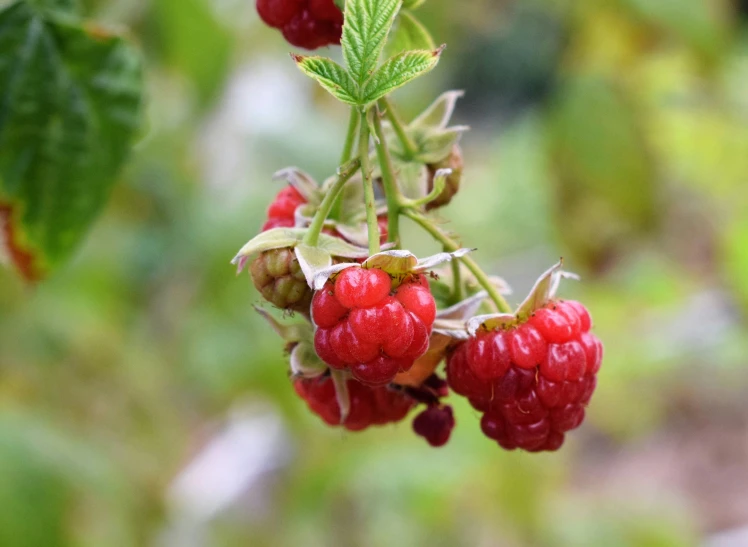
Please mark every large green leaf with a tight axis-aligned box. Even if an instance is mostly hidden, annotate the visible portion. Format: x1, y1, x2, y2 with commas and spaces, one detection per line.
341, 0, 402, 86
0, 1, 143, 280
385, 10, 435, 58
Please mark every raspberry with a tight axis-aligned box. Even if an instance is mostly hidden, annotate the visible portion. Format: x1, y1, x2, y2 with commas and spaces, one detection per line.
251, 247, 312, 312
313, 269, 436, 386
262, 186, 306, 231
294, 375, 416, 431
256, 0, 342, 50
425, 144, 463, 211
446, 300, 603, 452
412, 405, 455, 447
261, 185, 389, 244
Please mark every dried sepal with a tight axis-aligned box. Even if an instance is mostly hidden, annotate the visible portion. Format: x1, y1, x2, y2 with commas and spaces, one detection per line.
253, 305, 313, 343
290, 343, 328, 379
330, 369, 351, 424
272, 167, 320, 204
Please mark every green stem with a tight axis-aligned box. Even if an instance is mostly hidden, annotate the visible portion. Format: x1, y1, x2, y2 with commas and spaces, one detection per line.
380, 97, 417, 159
450, 257, 463, 304
359, 110, 380, 256
303, 158, 361, 247
403, 209, 512, 313
372, 108, 402, 245
330, 108, 360, 221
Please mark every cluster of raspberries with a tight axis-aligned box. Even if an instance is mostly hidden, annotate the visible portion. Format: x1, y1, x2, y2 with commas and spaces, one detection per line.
256, 0, 343, 50
447, 300, 603, 451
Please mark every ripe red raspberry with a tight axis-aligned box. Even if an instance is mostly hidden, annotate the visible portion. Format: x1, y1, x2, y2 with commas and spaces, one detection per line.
256, 0, 342, 50
262, 186, 306, 231
412, 405, 455, 447
425, 144, 463, 211
446, 300, 603, 452
250, 247, 312, 312
313, 268, 436, 386
294, 375, 415, 430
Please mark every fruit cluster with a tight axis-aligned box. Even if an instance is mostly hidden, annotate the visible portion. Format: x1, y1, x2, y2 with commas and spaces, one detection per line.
313, 268, 436, 386
256, 0, 343, 50
447, 300, 602, 451
238, 2, 605, 452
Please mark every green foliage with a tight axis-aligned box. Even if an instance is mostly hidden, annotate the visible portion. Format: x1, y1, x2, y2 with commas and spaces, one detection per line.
294, 0, 440, 107
386, 10, 435, 57
0, 0, 143, 280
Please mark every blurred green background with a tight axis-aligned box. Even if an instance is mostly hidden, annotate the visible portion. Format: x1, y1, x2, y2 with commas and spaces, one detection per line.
2, 0, 748, 545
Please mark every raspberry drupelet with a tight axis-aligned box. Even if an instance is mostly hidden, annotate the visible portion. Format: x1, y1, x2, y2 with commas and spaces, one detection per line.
313, 268, 436, 387
294, 375, 416, 430
447, 300, 603, 452
256, 0, 343, 50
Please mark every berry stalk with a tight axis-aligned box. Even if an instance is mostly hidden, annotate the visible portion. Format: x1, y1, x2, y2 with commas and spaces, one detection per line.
359, 110, 381, 256
380, 97, 417, 160
403, 209, 513, 314
302, 158, 361, 247
372, 107, 403, 245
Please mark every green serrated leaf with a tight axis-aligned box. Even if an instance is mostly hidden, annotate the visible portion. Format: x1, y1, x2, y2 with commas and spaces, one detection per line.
360, 48, 442, 105
402, 0, 425, 8
0, 2, 143, 280
292, 54, 358, 105
386, 10, 434, 57
342, 0, 402, 87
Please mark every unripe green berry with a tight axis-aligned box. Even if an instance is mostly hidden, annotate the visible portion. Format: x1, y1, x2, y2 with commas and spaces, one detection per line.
425, 144, 463, 211
250, 248, 312, 312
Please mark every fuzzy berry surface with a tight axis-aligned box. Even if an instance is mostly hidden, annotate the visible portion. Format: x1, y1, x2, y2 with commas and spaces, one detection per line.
256, 0, 343, 50
251, 247, 312, 312
446, 300, 603, 452
294, 375, 416, 431
313, 269, 436, 387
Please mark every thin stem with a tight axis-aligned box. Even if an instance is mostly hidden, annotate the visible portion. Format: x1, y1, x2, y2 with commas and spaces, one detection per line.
450, 257, 463, 304
403, 209, 512, 313
303, 158, 361, 247
359, 110, 380, 256
372, 108, 402, 245
330, 108, 360, 220
380, 97, 417, 159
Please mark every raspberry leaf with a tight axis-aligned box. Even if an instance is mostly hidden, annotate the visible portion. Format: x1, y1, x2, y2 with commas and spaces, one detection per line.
330, 370, 351, 424
386, 10, 435, 57
253, 306, 313, 343
295, 244, 333, 288
272, 167, 321, 204
466, 313, 516, 336
0, 1, 143, 280
290, 343, 328, 379
515, 260, 579, 320
291, 55, 359, 106
360, 48, 443, 106
414, 248, 472, 272
341, 0, 402, 87
410, 90, 465, 130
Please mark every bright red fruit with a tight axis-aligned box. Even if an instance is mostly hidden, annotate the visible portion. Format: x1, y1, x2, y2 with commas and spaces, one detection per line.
256, 0, 342, 50
446, 300, 603, 452
313, 269, 436, 386
262, 186, 306, 231
294, 375, 415, 430
412, 405, 455, 447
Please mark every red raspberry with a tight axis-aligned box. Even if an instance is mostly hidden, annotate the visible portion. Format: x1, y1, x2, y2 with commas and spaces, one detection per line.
412, 405, 455, 447
256, 0, 342, 50
294, 375, 416, 430
250, 247, 312, 312
446, 300, 603, 452
262, 186, 306, 231
313, 269, 436, 386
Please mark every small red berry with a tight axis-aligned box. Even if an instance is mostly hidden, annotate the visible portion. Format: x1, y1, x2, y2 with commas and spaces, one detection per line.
256, 0, 304, 28
413, 405, 455, 447
395, 283, 437, 326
